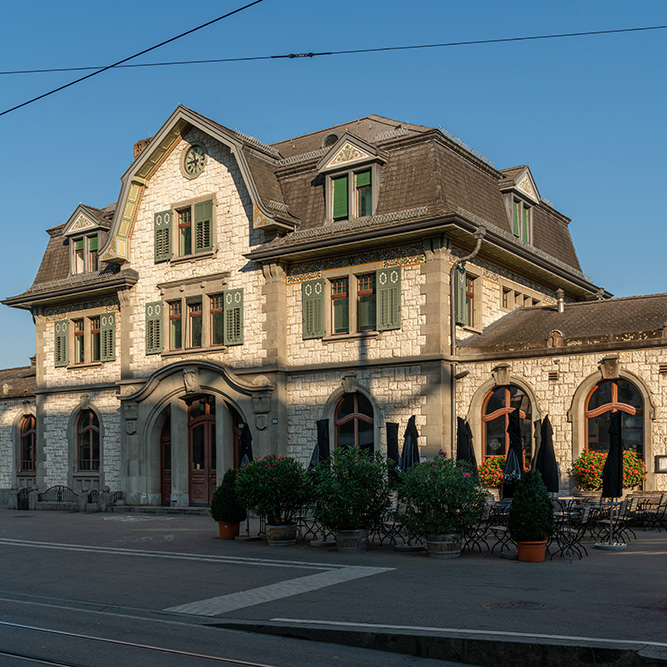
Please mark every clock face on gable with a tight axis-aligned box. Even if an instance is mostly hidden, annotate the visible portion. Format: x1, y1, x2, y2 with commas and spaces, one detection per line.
184, 144, 206, 177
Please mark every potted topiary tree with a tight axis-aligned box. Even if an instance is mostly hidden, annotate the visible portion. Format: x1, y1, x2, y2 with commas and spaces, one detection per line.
210, 468, 247, 539
236, 455, 312, 546
507, 470, 555, 562
398, 456, 486, 558
311, 445, 391, 553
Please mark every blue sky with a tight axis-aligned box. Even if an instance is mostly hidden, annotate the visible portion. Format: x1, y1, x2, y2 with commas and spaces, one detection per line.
1, 0, 665, 369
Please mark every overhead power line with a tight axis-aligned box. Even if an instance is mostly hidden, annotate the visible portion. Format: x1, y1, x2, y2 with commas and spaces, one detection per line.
1, 24, 666, 77
0, 0, 266, 117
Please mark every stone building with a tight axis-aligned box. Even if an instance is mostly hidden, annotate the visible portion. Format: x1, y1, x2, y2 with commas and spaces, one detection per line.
2, 105, 665, 506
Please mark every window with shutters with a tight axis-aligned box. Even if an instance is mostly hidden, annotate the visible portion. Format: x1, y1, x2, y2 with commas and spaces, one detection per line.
512, 198, 532, 243
302, 267, 400, 340
454, 267, 479, 329
154, 199, 214, 263
71, 234, 99, 274
146, 290, 243, 356
55, 313, 115, 367
329, 168, 375, 222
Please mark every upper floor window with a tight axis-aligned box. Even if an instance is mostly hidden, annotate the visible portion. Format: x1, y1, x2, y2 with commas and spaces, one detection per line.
154, 199, 214, 263
146, 289, 243, 356
53, 313, 115, 368
71, 235, 98, 274
512, 198, 532, 243
331, 168, 374, 221
302, 268, 400, 340
454, 267, 479, 328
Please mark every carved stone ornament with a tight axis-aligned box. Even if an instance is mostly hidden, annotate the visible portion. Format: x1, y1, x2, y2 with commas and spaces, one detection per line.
183, 367, 200, 395
255, 414, 268, 431
125, 420, 136, 435
342, 373, 358, 393
492, 363, 511, 387
600, 355, 620, 380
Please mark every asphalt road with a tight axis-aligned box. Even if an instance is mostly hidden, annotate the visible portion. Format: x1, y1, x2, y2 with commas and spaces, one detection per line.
0, 508, 665, 666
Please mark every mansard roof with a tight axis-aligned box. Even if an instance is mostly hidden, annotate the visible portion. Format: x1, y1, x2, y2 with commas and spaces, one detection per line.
460, 293, 667, 355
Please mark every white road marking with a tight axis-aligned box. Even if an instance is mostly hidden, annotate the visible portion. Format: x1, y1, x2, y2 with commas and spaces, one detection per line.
271, 618, 667, 649
166, 566, 393, 616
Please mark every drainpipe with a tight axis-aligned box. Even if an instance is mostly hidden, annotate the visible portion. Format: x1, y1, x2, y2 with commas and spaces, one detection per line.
450, 226, 486, 453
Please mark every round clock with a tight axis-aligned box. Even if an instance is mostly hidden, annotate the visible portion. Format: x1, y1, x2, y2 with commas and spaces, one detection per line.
184, 144, 206, 177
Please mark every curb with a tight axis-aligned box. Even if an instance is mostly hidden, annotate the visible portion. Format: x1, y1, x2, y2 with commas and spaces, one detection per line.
211, 620, 667, 667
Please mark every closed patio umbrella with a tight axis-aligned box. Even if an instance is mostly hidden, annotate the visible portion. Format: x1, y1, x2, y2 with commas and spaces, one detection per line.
386, 422, 400, 479
310, 419, 330, 467
533, 415, 559, 493
238, 423, 253, 468
456, 417, 478, 480
596, 411, 626, 550
502, 409, 523, 499
397, 416, 420, 473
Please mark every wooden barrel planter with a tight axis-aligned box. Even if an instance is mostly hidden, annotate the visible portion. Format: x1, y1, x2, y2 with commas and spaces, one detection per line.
335, 529, 368, 553
425, 534, 462, 559
266, 524, 297, 546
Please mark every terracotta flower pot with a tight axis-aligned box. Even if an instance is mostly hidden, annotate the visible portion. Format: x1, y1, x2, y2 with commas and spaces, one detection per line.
516, 540, 547, 562
218, 521, 240, 539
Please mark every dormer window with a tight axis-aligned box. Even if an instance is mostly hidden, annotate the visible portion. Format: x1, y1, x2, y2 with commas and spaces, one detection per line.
317, 133, 384, 224
512, 198, 531, 244
72, 234, 98, 274
332, 169, 373, 221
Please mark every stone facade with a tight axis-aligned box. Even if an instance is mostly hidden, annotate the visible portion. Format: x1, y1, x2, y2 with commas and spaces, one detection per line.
2, 105, 664, 507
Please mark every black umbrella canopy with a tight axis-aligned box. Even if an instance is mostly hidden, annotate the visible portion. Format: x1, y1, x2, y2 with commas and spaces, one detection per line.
502, 409, 523, 499
310, 419, 330, 467
238, 423, 253, 468
534, 415, 559, 493
398, 415, 420, 473
602, 411, 624, 499
456, 417, 478, 479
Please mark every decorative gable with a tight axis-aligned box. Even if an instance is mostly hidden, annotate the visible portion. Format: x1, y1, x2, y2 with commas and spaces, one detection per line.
62, 207, 101, 237
317, 133, 384, 174
513, 167, 539, 204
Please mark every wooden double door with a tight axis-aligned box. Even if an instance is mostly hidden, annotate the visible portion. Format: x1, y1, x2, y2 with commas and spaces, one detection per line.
160, 397, 242, 506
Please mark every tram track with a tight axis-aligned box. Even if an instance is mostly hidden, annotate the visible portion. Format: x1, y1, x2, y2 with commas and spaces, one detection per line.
0, 620, 284, 667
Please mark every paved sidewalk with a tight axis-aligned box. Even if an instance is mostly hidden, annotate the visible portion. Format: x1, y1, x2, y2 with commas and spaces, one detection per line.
1, 508, 666, 666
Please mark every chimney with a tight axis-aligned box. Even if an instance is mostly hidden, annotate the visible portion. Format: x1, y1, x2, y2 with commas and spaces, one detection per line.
134, 137, 153, 159
556, 289, 565, 313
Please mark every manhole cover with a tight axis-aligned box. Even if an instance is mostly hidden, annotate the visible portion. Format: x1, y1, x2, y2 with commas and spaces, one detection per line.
482, 601, 545, 610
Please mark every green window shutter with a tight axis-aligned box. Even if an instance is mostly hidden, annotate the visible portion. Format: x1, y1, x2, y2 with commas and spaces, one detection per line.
145, 302, 163, 355
376, 268, 401, 331
100, 312, 115, 362
302, 280, 325, 339
88, 235, 98, 251
332, 175, 349, 220
455, 266, 467, 325
513, 200, 520, 237
223, 289, 244, 345
54, 320, 69, 367
194, 200, 213, 253
154, 211, 172, 263
74, 238, 84, 251
522, 204, 529, 242
356, 170, 371, 188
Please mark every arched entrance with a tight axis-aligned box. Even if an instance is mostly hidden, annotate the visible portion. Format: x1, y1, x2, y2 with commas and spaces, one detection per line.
188, 395, 216, 505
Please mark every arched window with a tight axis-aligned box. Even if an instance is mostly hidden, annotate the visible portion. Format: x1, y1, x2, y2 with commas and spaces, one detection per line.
585, 380, 643, 455
77, 410, 100, 472
482, 386, 533, 465
20, 415, 36, 473
334, 393, 374, 452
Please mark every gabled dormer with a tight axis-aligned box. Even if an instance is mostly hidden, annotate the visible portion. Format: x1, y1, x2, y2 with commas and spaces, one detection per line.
499, 166, 540, 245
62, 205, 106, 275
316, 133, 386, 223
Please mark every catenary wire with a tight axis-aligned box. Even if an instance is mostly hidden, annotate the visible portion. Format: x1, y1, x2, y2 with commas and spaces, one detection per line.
1, 24, 665, 76
0, 0, 266, 118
